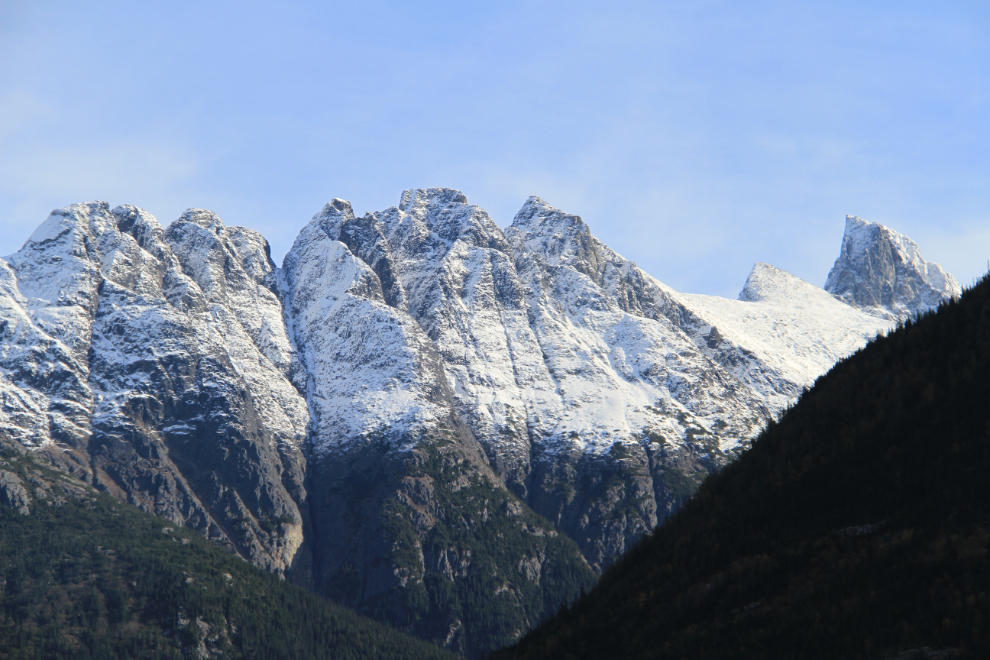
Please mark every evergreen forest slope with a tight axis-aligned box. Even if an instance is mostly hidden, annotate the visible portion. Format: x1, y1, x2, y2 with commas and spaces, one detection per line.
0, 446, 457, 660
493, 275, 990, 659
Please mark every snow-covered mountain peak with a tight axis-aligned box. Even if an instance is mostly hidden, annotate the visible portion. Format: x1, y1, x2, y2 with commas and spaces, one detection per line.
509, 196, 587, 241
111, 204, 166, 246
840, 216, 930, 276
398, 187, 468, 212
19, 201, 107, 250
176, 208, 225, 233
511, 195, 585, 230
382, 188, 507, 255
4, 202, 116, 365
14, 201, 113, 262
313, 198, 357, 239
824, 215, 961, 322
507, 196, 613, 284
738, 262, 826, 304
324, 197, 356, 217
841, 215, 877, 255
0, 200, 312, 572
165, 210, 236, 302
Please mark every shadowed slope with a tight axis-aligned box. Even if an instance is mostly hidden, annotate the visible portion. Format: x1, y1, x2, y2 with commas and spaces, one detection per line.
494, 274, 990, 659
0, 444, 457, 660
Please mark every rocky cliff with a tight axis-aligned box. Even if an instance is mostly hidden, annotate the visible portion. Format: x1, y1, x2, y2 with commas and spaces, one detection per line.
825, 215, 961, 322
0, 202, 310, 577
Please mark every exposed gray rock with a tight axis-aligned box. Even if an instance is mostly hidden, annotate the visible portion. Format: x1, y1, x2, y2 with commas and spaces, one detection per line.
0, 469, 31, 514
825, 215, 961, 322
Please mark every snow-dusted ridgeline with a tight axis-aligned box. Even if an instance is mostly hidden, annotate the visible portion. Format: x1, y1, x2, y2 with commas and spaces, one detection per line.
279, 190, 903, 570
0, 191, 957, 653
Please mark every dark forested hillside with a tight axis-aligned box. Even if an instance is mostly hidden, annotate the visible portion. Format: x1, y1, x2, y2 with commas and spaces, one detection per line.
493, 275, 990, 660
0, 447, 456, 660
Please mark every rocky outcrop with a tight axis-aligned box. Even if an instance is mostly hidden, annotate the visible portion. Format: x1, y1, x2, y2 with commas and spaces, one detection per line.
0, 469, 31, 514
0, 441, 94, 514
825, 215, 961, 322
306, 436, 594, 657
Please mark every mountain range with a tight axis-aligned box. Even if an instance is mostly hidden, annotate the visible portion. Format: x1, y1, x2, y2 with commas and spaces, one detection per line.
0, 189, 959, 655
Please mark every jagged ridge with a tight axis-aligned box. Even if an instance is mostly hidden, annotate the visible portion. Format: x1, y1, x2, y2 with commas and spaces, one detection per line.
0, 191, 957, 656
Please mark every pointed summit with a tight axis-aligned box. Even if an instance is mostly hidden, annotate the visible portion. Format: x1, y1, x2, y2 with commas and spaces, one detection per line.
510, 195, 588, 234
507, 196, 607, 280
176, 208, 226, 232
314, 198, 357, 240
397, 187, 468, 212
824, 215, 960, 322
738, 262, 817, 303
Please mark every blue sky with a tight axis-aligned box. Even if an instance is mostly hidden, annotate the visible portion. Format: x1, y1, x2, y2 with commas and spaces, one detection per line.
1, 1, 987, 297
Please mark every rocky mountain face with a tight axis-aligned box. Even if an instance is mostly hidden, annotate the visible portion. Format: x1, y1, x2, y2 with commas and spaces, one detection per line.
825, 215, 961, 322
0, 202, 310, 577
279, 193, 595, 655
0, 192, 957, 656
